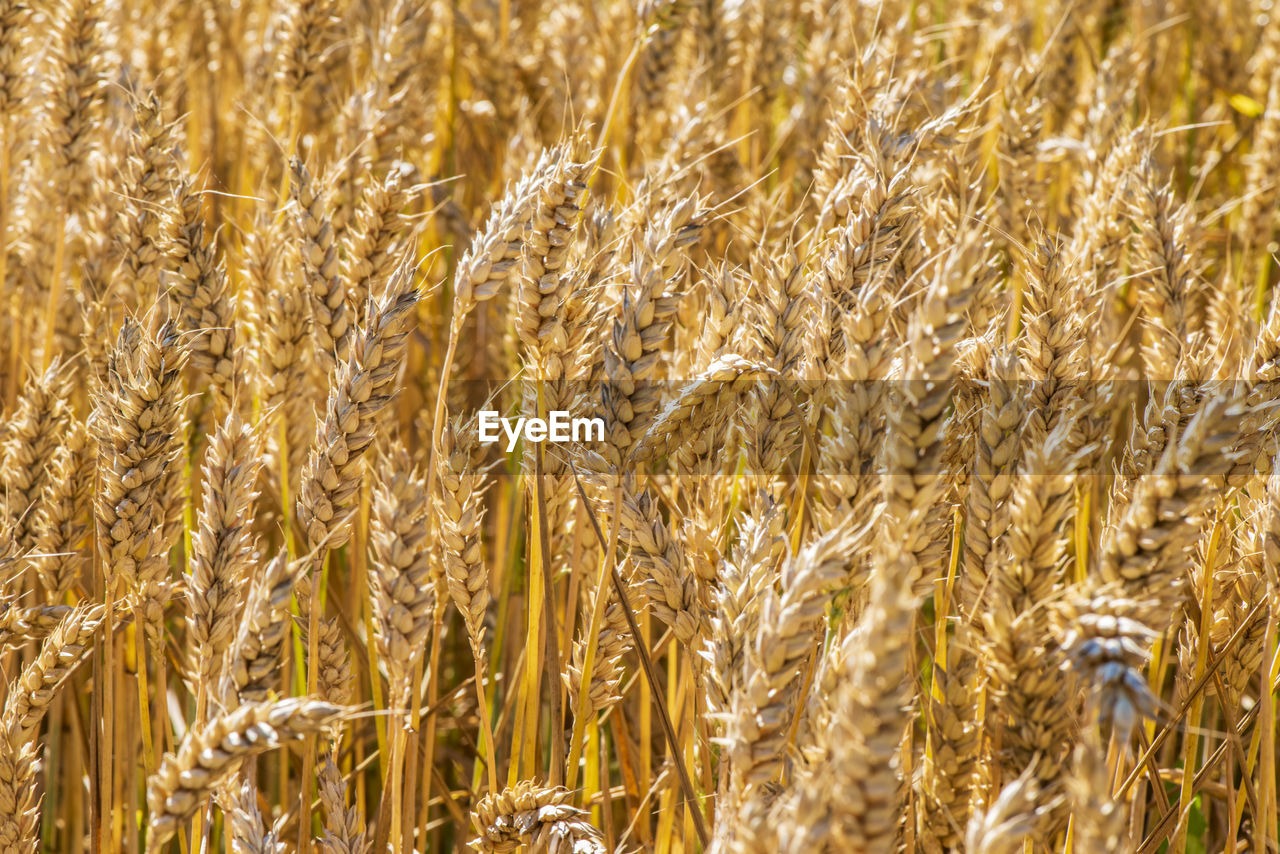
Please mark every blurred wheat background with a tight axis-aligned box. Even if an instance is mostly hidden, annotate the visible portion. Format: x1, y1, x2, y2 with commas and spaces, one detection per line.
1, 0, 1279, 852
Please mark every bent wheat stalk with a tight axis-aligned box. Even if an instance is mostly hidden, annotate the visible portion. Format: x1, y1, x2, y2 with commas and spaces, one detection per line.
145, 699, 351, 853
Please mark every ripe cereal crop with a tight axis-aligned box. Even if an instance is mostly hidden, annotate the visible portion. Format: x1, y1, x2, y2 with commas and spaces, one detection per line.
1, 1, 1280, 852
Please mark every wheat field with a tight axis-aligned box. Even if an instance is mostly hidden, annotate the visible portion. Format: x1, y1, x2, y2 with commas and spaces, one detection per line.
0, 0, 1278, 852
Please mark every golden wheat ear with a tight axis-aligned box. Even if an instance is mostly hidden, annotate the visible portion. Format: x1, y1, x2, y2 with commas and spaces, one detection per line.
216, 777, 287, 854
470, 782, 606, 854
145, 699, 353, 853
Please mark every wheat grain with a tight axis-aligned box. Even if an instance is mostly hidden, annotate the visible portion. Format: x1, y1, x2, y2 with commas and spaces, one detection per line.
146, 699, 350, 852
470, 781, 606, 854
218, 778, 286, 854
188, 409, 262, 692
3, 5, 1280, 853
296, 268, 417, 556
